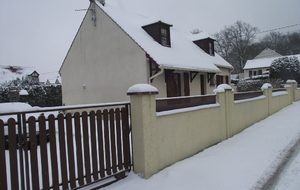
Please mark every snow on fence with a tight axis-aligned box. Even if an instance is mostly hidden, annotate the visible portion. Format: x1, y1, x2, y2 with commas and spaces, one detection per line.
0, 102, 131, 190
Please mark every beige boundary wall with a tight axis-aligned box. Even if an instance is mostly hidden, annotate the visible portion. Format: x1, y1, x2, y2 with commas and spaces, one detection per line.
127, 81, 299, 179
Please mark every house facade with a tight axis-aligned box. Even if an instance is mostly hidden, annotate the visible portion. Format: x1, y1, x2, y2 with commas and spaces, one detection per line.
60, 1, 233, 105
243, 48, 282, 78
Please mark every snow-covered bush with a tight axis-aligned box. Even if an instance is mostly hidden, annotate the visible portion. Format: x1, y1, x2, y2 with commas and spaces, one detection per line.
237, 79, 283, 92
0, 87, 9, 102
27, 85, 62, 107
270, 56, 300, 83
0, 77, 62, 107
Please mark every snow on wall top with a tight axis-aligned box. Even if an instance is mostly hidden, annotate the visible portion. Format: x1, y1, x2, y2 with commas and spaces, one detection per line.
96, 2, 233, 72
127, 84, 158, 94
244, 54, 300, 70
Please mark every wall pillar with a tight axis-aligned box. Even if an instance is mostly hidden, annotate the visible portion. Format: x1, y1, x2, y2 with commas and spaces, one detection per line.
286, 80, 297, 102
214, 84, 234, 139
127, 84, 159, 179
262, 83, 272, 116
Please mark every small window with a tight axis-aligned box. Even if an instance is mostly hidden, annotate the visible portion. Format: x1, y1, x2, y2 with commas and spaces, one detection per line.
253, 70, 257, 76
209, 42, 213, 55
161, 28, 168, 46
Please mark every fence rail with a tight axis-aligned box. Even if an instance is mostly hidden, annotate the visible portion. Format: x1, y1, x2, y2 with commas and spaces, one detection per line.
234, 91, 264, 101
156, 95, 216, 112
272, 88, 286, 92
0, 102, 131, 190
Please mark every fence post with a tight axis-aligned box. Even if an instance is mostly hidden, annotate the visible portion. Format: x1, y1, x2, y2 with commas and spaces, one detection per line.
127, 84, 159, 179
286, 80, 297, 102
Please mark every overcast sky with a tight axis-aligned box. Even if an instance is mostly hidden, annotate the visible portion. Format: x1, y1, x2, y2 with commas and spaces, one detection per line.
0, 0, 299, 74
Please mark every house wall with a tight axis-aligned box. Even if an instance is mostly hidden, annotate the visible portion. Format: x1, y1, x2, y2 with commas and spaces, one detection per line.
128, 81, 297, 179
190, 73, 202, 95
244, 67, 269, 78
60, 5, 148, 105
151, 71, 211, 98
150, 73, 167, 98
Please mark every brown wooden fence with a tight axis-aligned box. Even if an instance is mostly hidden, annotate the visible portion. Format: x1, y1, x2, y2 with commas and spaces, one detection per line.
272, 88, 286, 92
234, 91, 264, 101
156, 95, 216, 112
0, 102, 131, 190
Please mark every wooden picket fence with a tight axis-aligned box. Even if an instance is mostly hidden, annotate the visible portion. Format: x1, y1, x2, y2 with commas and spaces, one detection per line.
0, 102, 131, 190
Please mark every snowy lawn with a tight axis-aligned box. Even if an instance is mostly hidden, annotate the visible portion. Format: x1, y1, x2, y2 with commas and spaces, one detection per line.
100, 101, 300, 190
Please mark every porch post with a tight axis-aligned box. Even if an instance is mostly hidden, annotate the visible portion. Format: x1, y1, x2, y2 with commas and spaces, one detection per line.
127, 84, 159, 179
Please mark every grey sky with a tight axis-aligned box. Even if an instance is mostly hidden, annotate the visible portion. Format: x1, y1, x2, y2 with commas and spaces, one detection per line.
0, 0, 299, 74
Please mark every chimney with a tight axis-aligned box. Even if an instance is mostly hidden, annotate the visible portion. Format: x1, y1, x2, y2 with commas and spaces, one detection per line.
97, 0, 105, 6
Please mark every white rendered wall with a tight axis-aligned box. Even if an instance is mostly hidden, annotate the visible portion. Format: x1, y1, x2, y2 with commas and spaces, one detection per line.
60, 5, 148, 105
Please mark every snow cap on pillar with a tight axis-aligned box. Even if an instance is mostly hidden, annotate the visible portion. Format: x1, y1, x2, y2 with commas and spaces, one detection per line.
213, 84, 233, 93
127, 84, 158, 95
261, 83, 272, 90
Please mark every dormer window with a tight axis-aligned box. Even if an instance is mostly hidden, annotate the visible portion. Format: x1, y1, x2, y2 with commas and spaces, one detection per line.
209, 42, 213, 55
142, 21, 173, 47
193, 38, 215, 56
161, 28, 168, 46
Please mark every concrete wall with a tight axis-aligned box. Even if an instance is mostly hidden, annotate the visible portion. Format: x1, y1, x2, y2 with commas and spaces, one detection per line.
296, 87, 300, 101
128, 81, 298, 179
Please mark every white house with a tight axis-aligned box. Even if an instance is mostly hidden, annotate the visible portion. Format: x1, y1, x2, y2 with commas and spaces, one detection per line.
244, 48, 300, 78
244, 48, 282, 78
59, 0, 233, 105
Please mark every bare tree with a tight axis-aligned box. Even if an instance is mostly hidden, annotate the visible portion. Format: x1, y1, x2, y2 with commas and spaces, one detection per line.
191, 28, 202, 34
214, 21, 259, 73
260, 31, 300, 55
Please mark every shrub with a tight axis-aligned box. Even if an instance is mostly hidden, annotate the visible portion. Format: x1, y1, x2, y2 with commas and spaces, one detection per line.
0, 77, 62, 107
270, 56, 300, 83
236, 79, 283, 92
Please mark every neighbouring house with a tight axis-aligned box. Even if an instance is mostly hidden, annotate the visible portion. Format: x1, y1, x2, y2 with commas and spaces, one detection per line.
19, 89, 29, 102
45, 78, 61, 85
243, 48, 282, 78
244, 51, 300, 79
0, 65, 39, 84
59, 0, 233, 105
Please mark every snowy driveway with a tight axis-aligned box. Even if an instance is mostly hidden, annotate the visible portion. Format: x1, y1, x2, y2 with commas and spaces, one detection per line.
97, 101, 300, 190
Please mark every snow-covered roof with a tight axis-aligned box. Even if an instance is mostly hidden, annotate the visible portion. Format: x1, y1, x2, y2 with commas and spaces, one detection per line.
19, 90, 29, 95
46, 78, 61, 85
95, 2, 233, 72
0, 65, 36, 84
253, 48, 282, 60
39, 71, 61, 85
244, 54, 300, 70
186, 31, 215, 42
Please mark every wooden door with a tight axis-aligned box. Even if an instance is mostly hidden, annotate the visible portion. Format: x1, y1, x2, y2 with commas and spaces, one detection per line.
184, 73, 190, 96
200, 74, 205, 95
167, 73, 181, 97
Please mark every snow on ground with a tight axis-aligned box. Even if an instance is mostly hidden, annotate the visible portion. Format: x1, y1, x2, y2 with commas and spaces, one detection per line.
274, 142, 300, 190
100, 101, 300, 190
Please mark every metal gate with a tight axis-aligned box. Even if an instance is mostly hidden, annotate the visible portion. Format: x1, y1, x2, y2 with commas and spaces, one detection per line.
0, 102, 131, 190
